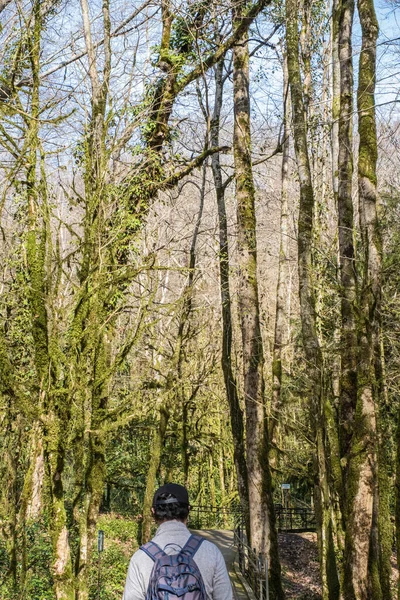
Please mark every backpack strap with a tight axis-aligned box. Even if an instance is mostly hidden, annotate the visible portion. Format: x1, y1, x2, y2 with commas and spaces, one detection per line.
181, 534, 204, 558
140, 541, 165, 562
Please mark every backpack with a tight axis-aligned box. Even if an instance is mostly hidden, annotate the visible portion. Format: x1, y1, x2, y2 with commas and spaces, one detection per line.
140, 534, 207, 600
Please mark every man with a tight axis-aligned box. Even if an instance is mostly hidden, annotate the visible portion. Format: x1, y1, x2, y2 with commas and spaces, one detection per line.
122, 483, 232, 600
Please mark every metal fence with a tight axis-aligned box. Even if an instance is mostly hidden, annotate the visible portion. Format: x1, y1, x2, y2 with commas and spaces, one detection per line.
233, 507, 315, 600
189, 505, 243, 530
235, 525, 270, 600
275, 506, 316, 532
190, 504, 316, 533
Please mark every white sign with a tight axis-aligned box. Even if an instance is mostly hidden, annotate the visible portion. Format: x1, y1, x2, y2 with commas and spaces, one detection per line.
281, 483, 291, 490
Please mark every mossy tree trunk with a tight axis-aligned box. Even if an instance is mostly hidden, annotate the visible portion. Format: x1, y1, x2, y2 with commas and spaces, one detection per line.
330, 0, 343, 525
233, 5, 265, 555
341, 0, 389, 596
331, 0, 340, 209
23, 3, 74, 598
286, 1, 341, 597
357, 4, 390, 596
334, 1, 362, 595
210, 56, 249, 534
337, 0, 358, 499
0, 339, 20, 590
232, 8, 284, 599
72, 2, 113, 597
141, 404, 171, 542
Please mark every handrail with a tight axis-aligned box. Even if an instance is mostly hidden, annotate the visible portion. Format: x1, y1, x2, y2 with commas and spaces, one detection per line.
234, 524, 269, 600
233, 508, 316, 600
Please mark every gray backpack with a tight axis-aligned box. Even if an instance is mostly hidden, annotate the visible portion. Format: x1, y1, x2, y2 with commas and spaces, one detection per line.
140, 535, 206, 600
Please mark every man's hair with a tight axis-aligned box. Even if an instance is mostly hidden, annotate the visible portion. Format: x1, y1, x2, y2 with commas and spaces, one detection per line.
152, 492, 190, 523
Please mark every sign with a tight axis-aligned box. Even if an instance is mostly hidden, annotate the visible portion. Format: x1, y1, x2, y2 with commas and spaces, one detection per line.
98, 530, 105, 553
281, 483, 291, 490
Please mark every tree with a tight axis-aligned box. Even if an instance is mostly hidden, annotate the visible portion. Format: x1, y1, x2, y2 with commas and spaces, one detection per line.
270, 50, 290, 472
208, 55, 249, 532
286, 0, 341, 596
232, 4, 284, 598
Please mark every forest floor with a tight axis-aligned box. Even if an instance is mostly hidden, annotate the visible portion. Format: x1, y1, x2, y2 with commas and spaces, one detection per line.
278, 532, 322, 599
278, 532, 399, 599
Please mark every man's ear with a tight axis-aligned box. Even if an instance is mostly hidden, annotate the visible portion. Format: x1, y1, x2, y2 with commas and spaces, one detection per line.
151, 507, 155, 515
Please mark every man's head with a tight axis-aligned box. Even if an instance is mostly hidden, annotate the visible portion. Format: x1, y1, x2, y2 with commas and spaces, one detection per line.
151, 483, 190, 523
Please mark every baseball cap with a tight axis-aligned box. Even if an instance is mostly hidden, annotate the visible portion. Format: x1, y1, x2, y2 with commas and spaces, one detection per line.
152, 483, 189, 506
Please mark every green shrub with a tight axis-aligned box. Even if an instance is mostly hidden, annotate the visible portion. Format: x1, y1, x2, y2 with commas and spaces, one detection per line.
25, 519, 55, 600
0, 538, 16, 600
0, 514, 139, 599
0, 519, 55, 600
89, 514, 139, 600
97, 514, 138, 544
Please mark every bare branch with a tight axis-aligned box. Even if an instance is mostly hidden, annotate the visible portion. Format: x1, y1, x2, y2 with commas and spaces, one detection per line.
161, 145, 230, 189
177, 0, 272, 93
0, 0, 12, 14
16, 0, 154, 86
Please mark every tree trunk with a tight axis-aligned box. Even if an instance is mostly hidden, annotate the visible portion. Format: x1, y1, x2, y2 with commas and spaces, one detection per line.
232, 9, 284, 598
270, 51, 290, 472
374, 337, 392, 600
233, 3, 265, 550
182, 399, 190, 486
18, 425, 45, 590
25, 4, 74, 597
142, 405, 171, 542
75, 350, 108, 600
337, 0, 358, 479
0, 395, 19, 588
210, 57, 249, 533
331, 0, 340, 208
286, 1, 340, 597
343, 0, 387, 596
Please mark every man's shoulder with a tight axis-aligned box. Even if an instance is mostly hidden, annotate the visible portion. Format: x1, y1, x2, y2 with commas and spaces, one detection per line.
129, 533, 222, 562
129, 543, 157, 566
198, 537, 220, 550
193, 536, 224, 560
190, 533, 219, 547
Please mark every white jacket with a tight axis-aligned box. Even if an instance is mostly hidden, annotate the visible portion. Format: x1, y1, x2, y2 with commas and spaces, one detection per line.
122, 520, 233, 600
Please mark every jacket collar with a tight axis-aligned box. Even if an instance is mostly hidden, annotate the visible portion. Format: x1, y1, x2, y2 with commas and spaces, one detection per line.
154, 519, 189, 537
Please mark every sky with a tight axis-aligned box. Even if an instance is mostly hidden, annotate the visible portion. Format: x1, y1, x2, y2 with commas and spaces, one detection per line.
372, 2, 400, 120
